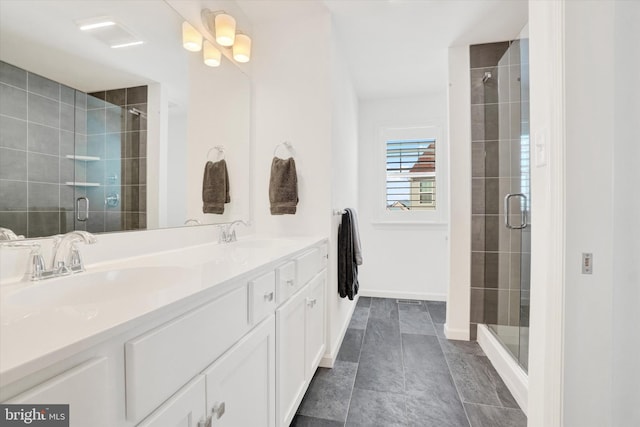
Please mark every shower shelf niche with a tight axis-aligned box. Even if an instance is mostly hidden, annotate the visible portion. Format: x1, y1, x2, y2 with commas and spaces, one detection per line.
65, 155, 101, 161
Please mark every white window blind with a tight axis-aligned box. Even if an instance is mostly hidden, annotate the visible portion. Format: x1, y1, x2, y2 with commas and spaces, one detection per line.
386, 139, 436, 211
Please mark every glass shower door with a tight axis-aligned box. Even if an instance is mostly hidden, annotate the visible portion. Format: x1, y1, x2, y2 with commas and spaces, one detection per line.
485, 29, 530, 370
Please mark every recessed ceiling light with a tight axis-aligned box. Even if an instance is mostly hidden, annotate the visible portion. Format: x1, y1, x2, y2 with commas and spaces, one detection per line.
79, 21, 116, 31
111, 41, 144, 49
76, 16, 117, 31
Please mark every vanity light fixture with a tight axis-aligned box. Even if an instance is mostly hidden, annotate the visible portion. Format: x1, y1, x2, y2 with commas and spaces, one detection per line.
214, 13, 236, 46
203, 40, 221, 67
182, 21, 202, 52
233, 33, 251, 63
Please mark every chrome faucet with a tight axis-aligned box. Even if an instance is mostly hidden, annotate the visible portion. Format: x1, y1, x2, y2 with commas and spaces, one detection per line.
51, 231, 97, 275
218, 220, 250, 243
0, 227, 24, 241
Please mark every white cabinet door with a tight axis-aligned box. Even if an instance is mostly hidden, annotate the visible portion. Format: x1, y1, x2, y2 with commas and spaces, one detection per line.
136, 376, 206, 427
304, 271, 326, 380
7, 358, 110, 427
204, 316, 275, 427
276, 289, 306, 427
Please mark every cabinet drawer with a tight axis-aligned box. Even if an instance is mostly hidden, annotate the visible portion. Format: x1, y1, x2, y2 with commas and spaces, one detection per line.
7, 358, 109, 427
249, 271, 276, 325
296, 248, 321, 286
276, 261, 297, 304
125, 285, 248, 423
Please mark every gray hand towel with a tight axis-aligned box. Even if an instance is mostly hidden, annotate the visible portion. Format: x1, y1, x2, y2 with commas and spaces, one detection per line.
202, 159, 230, 214
345, 208, 363, 265
269, 157, 298, 215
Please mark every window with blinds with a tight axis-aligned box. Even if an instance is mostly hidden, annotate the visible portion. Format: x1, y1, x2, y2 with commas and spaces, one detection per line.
386, 139, 436, 211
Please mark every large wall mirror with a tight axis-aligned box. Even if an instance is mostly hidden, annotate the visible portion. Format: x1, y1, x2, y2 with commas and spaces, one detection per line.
0, 0, 251, 239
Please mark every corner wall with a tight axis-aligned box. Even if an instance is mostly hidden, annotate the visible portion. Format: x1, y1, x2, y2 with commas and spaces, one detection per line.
446, 46, 472, 340
327, 23, 360, 363
357, 94, 449, 302
251, 10, 359, 364
612, 2, 640, 424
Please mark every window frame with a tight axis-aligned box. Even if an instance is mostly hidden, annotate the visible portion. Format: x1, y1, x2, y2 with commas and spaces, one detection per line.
375, 125, 446, 225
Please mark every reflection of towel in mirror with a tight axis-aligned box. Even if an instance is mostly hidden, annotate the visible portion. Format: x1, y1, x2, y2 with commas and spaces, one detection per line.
338, 209, 359, 300
202, 159, 230, 214
269, 157, 298, 215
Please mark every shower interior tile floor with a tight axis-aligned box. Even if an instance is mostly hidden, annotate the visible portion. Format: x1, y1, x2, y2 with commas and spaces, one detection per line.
291, 297, 527, 427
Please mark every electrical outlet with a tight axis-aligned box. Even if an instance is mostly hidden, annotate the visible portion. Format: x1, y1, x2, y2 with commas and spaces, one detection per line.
582, 253, 593, 274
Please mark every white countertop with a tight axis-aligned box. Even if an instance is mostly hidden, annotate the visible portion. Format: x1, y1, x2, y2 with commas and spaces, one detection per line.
0, 235, 326, 386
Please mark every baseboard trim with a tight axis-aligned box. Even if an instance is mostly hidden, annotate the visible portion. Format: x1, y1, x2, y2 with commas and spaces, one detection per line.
359, 289, 446, 302
443, 323, 469, 340
318, 295, 359, 369
477, 324, 528, 415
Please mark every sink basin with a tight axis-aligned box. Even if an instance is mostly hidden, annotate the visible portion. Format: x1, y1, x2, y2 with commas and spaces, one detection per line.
229, 238, 297, 250
6, 266, 195, 307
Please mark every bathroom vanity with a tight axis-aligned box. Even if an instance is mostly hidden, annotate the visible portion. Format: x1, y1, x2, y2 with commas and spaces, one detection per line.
0, 237, 328, 427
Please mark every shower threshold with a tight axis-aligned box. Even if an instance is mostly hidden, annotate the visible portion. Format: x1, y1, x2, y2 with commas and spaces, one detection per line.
477, 324, 529, 415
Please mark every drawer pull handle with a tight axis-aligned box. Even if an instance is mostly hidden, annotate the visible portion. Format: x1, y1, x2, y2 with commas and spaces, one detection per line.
286, 279, 295, 287
306, 298, 317, 307
264, 291, 274, 302
212, 401, 225, 419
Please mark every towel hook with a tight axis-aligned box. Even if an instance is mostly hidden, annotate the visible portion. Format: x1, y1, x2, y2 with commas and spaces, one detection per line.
273, 141, 295, 158
207, 145, 225, 161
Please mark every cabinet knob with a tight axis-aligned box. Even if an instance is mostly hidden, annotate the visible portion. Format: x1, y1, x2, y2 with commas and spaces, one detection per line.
306, 298, 317, 307
264, 291, 274, 302
212, 401, 226, 419
286, 279, 295, 287
197, 418, 208, 427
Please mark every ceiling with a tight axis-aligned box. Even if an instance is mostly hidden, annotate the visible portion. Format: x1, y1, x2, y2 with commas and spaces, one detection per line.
238, 0, 528, 100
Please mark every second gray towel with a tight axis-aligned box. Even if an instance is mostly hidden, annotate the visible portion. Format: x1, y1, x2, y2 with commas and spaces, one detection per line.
269, 157, 298, 215
202, 159, 230, 214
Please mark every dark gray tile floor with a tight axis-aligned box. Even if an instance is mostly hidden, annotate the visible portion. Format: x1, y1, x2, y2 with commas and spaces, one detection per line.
291, 297, 527, 427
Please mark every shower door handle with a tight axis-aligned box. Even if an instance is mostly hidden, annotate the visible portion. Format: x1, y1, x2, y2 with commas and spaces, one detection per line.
504, 193, 527, 229
76, 197, 89, 222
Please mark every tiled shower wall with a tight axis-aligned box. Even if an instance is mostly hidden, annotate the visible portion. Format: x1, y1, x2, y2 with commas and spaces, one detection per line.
468, 41, 530, 340
0, 60, 147, 237
0, 60, 86, 238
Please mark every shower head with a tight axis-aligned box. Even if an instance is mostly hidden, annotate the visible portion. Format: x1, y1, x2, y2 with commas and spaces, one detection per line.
482, 71, 492, 83
128, 107, 147, 118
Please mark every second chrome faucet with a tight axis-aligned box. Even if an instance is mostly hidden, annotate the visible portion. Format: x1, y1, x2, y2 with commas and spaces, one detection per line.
218, 220, 250, 243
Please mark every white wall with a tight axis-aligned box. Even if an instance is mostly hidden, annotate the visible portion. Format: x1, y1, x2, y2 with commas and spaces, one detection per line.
251, 9, 359, 363
185, 54, 251, 226
251, 12, 332, 238
357, 94, 449, 301
446, 45, 472, 339
327, 25, 359, 363
562, 2, 615, 425
527, 1, 566, 424
528, 1, 640, 425
612, 2, 640, 424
